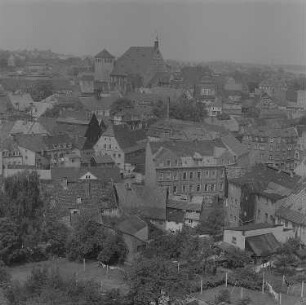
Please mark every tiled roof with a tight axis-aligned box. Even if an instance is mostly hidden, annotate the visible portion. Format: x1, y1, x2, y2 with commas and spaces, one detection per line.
229, 165, 300, 194
37, 117, 58, 135
244, 126, 298, 138
276, 207, 306, 226
95, 49, 115, 59
0, 120, 15, 143
221, 134, 248, 157
8, 93, 34, 111
43, 134, 73, 147
114, 183, 166, 220
79, 94, 120, 111
51, 166, 120, 183
225, 223, 277, 231
111, 46, 167, 85
166, 209, 185, 223
150, 139, 224, 158
10, 120, 49, 135
246, 233, 280, 256
104, 124, 147, 152
167, 200, 202, 212
92, 154, 114, 164
14, 134, 46, 152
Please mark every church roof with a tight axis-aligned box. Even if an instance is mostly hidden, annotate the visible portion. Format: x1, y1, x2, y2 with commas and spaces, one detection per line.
95, 49, 115, 59
111, 46, 167, 85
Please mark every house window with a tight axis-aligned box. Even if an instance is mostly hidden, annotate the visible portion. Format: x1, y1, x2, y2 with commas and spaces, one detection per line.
165, 172, 171, 180
174, 159, 178, 166
204, 184, 208, 192
183, 172, 187, 180
211, 170, 216, 177
197, 171, 201, 179
118, 154, 121, 158
76, 197, 82, 204
219, 183, 223, 191
205, 170, 209, 177
173, 171, 178, 180
196, 185, 201, 192
158, 172, 164, 181
182, 185, 186, 193
166, 160, 171, 166
211, 184, 216, 191
86, 175, 91, 179
231, 237, 237, 244
189, 185, 193, 193
189, 172, 193, 179
173, 186, 177, 194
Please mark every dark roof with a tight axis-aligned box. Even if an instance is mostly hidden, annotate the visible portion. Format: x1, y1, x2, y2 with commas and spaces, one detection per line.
167, 200, 202, 212
166, 209, 185, 223
111, 46, 167, 85
37, 117, 58, 135
92, 154, 115, 164
95, 49, 115, 59
43, 134, 73, 147
276, 206, 306, 226
51, 166, 121, 183
229, 164, 300, 194
104, 124, 147, 152
224, 223, 277, 232
246, 233, 280, 256
116, 215, 147, 237
14, 134, 46, 152
150, 139, 224, 158
79, 94, 120, 111
221, 134, 248, 157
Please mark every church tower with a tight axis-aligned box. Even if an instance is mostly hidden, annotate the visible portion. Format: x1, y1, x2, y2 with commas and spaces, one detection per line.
94, 49, 115, 83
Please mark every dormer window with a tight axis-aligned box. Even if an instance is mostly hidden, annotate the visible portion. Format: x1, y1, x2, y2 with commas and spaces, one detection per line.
76, 196, 82, 204
166, 160, 171, 167
86, 175, 91, 179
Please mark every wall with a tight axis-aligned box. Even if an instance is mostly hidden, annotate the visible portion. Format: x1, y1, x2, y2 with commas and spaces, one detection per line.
18, 147, 36, 166
226, 182, 242, 226
94, 136, 125, 170
144, 142, 157, 187
223, 230, 245, 250
94, 58, 114, 83
3, 168, 51, 180
166, 221, 183, 232
254, 195, 277, 224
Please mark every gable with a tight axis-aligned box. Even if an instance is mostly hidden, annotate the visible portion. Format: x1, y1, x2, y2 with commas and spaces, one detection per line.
79, 172, 98, 180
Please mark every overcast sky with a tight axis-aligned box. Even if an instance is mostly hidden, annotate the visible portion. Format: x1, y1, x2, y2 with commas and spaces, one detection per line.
0, 0, 305, 65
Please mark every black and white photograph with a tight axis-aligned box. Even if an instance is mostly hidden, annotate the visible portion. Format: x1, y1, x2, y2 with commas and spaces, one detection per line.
0, 0, 305, 304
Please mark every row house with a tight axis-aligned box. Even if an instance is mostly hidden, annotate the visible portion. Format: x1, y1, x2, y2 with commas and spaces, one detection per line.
226, 164, 300, 227
242, 126, 299, 171
145, 140, 231, 200
259, 78, 288, 103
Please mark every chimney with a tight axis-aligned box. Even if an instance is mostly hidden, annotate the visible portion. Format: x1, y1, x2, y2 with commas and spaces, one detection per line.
154, 36, 159, 50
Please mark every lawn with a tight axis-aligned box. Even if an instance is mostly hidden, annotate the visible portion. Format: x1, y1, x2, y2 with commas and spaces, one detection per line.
8, 258, 129, 293
193, 285, 300, 305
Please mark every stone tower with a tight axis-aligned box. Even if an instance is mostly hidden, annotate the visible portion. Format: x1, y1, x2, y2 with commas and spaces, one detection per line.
94, 49, 115, 83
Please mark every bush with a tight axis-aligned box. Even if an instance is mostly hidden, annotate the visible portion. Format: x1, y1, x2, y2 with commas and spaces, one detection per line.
215, 289, 231, 304
230, 267, 261, 290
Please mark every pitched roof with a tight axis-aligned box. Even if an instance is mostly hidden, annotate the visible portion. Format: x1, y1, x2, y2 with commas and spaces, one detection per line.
116, 215, 147, 237
10, 120, 49, 135
95, 49, 115, 59
225, 223, 276, 232
111, 46, 167, 85
167, 200, 202, 212
14, 134, 46, 152
221, 134, 248, 157
8, 93, 34, 111
79, 94, 119, 112
276, 207, 306, 226
246, 233, 280, 256
229, 165, 300, 195
104, 124, 147, 152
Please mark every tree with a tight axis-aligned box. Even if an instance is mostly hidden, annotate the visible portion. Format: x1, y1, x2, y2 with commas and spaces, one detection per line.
2, 172, 45, 248
128, 256, 191, 305
97, 233, 128, 265
223, 248, 252, 269
30, 80, 54, 101
196, 204, 225, 240
66, 218, 106, 261
0, 217, 22, 265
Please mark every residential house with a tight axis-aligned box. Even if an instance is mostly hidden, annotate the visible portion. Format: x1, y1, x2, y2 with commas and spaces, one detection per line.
194, 71, 217, 103
8, 92, 34, 112
46, 166, 120, 225
115, 216, 148, 262
9, 120, 50, 136
285, 102, 305, 120
222, 101, 242, 116
275, 188, 306, 244
226, 165, 300, 227
259, 78, 287, 104
0, 138, 23, 172
110, 38, 168, 92
145, 140, 229, 200
114, 182, 166, 230
206, 98, 222, 117
242, 126, 299, 171
94, 124, 147, 174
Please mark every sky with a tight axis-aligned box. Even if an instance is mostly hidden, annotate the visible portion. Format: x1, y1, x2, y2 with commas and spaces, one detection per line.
0, 0, 305, 65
